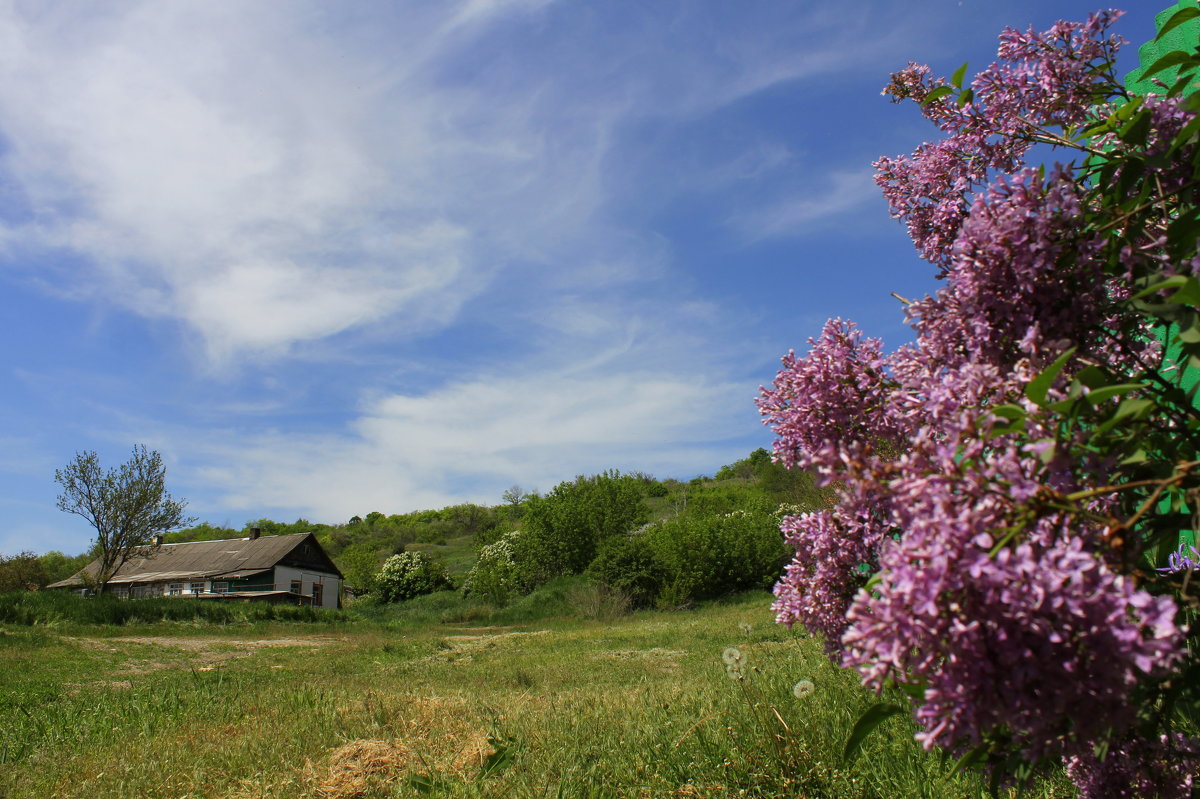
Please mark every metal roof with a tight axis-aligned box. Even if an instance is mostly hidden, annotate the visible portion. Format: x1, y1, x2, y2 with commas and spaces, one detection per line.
47, 532, 323, 588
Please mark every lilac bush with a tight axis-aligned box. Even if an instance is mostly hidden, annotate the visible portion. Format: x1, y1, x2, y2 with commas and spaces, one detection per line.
760, 9, 1200, 794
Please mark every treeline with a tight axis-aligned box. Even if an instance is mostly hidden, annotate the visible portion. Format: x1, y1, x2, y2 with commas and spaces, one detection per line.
0, 551, 92, 592
458, 453, 825, 610
3, 449, 825, 610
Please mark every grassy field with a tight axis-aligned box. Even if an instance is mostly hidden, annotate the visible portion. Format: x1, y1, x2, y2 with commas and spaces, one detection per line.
0, 591, 1076, 799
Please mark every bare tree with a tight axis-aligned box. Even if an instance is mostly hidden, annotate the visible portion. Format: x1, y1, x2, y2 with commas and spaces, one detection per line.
501, 485, 525, 508
54, 445, 196, 592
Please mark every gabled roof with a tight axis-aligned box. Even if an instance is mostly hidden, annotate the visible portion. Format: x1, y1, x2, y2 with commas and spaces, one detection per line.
47, 532, 343, 588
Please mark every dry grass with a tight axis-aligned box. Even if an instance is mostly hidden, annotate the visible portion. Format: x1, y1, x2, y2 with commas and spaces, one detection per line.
301, 695, 495, 799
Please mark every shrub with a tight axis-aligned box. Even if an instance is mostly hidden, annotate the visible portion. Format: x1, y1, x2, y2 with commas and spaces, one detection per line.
374, 552, 453, 603
461, 531, 522, 605
566, 582, 631, 621
644, 507, 786, 607
586, 534, 667, 609
513, 470, 649, 587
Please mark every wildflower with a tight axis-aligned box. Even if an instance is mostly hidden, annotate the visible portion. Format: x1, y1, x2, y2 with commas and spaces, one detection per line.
726, 662, 746, 681
721, 647, 744, 666
792, 679, 815, 699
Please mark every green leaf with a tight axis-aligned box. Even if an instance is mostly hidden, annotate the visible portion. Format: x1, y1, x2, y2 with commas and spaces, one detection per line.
1045, 396, 1081, 414
1167, 214, 1200, 259
1119, 449, 1149, 466
478, 739, 515, 779
1169, 277, 1200, 307
989, 404, 1026, 421
953, 743, 989, 774
1025, 347, 1076, 406
1096, 397, 1156, 434
1142, 50, 1196, 81
1084, 383, 1144, 405
1128, 275, 1185, 303
956, 87, 974, 107
1113, 97, 1144, 121
1075, 365, 1109, 389
1119, 110, 1153, 147
410, 774, 449, 795
1167, 111, 1200, 156
843, 703, 906, 764
1115, 156, 1146, 199
950, 61, 968, 89
922, 86, 954, 106
985, 403, 1027, 437
1155, 6, 1200, 41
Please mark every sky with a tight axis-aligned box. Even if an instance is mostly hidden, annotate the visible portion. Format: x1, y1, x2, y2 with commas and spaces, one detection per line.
0, 0, 1173, 555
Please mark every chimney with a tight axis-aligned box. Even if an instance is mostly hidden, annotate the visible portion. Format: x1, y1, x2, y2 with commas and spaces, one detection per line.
250, 527, 261, 541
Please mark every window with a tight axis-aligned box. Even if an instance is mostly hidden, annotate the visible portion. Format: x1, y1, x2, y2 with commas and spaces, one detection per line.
312, 583, 324, 607
167, 583, 184, 596
212, 582, 229, 593
290, 579, 302, 594
190, 582, 206, 594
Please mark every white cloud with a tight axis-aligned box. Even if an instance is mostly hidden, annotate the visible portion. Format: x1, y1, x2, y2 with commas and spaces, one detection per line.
0, 1, 930, 366
0, 1, 552, 362
190, 363, 754, 520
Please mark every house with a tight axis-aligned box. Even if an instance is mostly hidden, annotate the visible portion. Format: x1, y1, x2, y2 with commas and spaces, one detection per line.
47, 530, 344, 609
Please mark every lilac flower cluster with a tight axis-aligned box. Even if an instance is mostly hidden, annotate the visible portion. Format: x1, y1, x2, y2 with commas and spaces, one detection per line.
759, 11, 1196, 794
874, 11, 1124, 268
1156, 541, 1200, 574
1065, 732, 1200, 799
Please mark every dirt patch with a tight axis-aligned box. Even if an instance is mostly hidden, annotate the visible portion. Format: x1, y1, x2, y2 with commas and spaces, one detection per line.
70, 635, 344, 672
600, 647, 685, 671
424, 630, 550, 664
601, 647, 686, 659
100, 635, 343, 650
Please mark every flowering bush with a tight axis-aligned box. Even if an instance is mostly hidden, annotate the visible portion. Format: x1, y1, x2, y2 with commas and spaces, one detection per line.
374, 551, 453, 603
461, 530, 522, 604
760, 9, 1200, 795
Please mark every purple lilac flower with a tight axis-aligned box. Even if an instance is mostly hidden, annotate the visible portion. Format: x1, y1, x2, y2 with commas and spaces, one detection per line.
759, 11, 1190, 792
1156, 541, 1200, 574
1065, 732, 1200, 799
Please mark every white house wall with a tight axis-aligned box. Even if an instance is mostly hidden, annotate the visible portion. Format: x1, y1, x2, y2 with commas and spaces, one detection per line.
273, 565, 341, 608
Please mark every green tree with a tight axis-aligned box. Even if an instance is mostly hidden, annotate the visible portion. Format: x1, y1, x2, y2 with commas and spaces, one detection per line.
514, 470, 648, 587
37, 550, 91, 585
0, 551, 49, 592
54, 445, 195, 592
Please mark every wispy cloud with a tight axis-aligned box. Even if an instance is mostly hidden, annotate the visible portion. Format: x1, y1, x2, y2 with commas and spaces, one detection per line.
187, 354, 755, 520
0, 1, 929, 364
730, 169, 880, 241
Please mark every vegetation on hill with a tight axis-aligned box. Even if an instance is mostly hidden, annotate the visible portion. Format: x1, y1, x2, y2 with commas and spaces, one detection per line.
9, 449, 824, 622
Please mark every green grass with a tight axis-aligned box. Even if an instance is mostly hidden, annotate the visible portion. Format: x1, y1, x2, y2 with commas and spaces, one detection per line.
404, 534, 480, 580
0, 592, 1076, 799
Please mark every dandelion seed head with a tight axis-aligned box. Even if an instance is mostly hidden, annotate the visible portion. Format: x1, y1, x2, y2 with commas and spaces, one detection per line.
721, 647, 744, 665
793, 679, 815, 698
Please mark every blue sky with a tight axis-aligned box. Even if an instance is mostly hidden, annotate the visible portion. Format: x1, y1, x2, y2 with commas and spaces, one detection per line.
0, 0, 1168, 555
